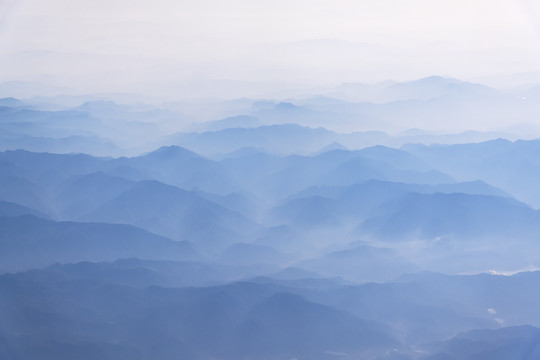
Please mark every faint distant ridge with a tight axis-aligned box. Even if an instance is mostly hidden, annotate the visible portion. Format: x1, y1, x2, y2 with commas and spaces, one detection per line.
0, 81, 76, 98
386, 75, 497, 100
74, 100, 154, 113
330, 75, 498, 102
188, 115, 263, 132
167, 123, 339, 155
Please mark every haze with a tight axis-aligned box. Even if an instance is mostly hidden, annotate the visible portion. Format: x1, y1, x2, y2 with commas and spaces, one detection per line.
2, 0, 540, 98
5, 2, 540, 359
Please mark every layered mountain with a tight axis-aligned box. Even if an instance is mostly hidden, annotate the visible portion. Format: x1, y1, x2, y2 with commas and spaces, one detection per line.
422, 325, 540, 360
0, 215, 198, 272
359, 192, 540, 241
109, 145, 238, 195
297, 245, 419, 283
0, 271, 399, 360
404, 138, 540, 207
81, 180, 259, 255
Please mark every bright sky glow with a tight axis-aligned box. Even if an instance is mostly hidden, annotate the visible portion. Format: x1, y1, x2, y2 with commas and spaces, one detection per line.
2, 0, 540, 97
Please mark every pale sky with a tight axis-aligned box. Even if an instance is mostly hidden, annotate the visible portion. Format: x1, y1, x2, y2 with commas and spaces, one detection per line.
2, 0, 540, 98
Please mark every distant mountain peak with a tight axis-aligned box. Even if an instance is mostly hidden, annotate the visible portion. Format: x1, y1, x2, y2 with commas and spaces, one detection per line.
274, 102, 301, 110
317, 142, 348, 154
144, 145, 200, 159
412, 75, 459, 83
75, 100, 119, 110
393, 75, 493, 93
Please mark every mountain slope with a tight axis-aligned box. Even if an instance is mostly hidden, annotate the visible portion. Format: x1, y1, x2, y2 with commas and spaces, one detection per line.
82, 180, 259, 254
0, 215, 199, 272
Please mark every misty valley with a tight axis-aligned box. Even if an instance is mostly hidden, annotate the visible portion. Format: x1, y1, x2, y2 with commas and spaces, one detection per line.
3, 77, 540, 359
